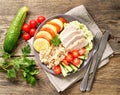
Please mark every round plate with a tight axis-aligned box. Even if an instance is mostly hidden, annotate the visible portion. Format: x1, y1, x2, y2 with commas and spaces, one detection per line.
33, 14, 93, 76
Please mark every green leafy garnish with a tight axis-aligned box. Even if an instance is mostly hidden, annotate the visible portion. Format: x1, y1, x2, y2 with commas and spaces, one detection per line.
51, 35, 61, 46
0, 45, 39, 86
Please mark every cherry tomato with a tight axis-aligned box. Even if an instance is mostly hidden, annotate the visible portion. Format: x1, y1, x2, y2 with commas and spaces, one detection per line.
22, 23, 30, 33
53, 65, 61, 74
63, 59, 70, 65
72, 58, 80, 66
29, 28, 36, 36
79, 48, 86, 55
65, 53, 73, 62
29, 20, 37, 28
22, 33, 31, 41
37, 16, 46, 23
71, 50, 80, 58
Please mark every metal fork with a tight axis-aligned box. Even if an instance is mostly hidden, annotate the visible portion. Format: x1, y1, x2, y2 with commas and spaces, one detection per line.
80, 32, 102, 92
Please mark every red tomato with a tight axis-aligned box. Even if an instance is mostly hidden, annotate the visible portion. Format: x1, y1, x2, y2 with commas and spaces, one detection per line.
79, 48, 86, 55
53, 65, 61, 74
22, 23, 30, 33
22, 33, 31, 41
29, 28, 36, 36
71, 50, 80, 58
29, 20, 37, 28
37, 16, 46, 23
63, 59, 70, 65
65, 53, 73, 62
72, 58, 80, 66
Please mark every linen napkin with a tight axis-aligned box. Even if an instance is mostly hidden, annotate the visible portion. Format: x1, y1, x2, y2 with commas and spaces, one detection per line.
28, 5, 113, 92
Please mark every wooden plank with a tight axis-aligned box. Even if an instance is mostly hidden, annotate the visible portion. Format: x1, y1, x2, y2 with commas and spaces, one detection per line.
0, 0, 120, 95
0, 56, 119, 95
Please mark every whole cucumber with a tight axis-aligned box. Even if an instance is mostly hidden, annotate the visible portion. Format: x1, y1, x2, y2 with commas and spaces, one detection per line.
3, 7, 28, 53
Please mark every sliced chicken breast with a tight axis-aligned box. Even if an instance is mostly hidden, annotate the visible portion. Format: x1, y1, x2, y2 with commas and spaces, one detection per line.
60, 25, 77, 38
67, 37, 88, 51
61, 30, 85, 47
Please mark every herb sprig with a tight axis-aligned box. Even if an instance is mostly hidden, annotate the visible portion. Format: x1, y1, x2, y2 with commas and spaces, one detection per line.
0, 45, 39, 86
51, 35, 61, 46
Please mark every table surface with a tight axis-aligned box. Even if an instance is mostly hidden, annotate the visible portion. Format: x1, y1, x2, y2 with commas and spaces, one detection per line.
0, 0, 120, 95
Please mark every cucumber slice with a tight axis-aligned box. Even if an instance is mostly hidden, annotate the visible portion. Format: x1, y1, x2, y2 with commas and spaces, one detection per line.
79, 56, 85, 60
62, 62, 73, 72
60, 64, 68, 77
70, 64, 78, 72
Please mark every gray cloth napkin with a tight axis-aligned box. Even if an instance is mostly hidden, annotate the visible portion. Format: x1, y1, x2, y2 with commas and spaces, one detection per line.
28, 5, 113, 92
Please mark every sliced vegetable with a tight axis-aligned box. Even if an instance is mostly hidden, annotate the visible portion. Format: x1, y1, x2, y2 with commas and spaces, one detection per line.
65, 53, 73, 62
76, 60, 83, 68
71, 50, 80, 58
60, 64, 68, 77
70, 64, 78, 72
62, 59, 70, 65
79, 48, 85, 56
71, 58, 81, 66
4, 6, 28, 53
62, 62, 73, 72
53, 65, 61, 75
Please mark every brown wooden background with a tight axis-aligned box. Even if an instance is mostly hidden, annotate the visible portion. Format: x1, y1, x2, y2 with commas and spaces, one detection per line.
0, 0, 120, 95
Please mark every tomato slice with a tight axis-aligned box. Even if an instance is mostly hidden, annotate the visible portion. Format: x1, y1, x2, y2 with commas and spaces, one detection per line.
53, 65, 61, 74
79, 48, 86, 55
65, 53, 73, 62
71, 50, 80, 58
72, 58, 81, 66
63, 59, 70, 65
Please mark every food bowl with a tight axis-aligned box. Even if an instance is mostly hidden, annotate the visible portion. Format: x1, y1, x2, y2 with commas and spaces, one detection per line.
33, 14, 93, 76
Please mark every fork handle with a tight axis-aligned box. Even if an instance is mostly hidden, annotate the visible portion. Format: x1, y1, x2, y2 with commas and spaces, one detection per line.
86, 57, 100, 91
80, 57, 93, 91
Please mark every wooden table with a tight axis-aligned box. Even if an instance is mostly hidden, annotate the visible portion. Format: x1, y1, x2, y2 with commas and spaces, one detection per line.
0, 0, 120, 95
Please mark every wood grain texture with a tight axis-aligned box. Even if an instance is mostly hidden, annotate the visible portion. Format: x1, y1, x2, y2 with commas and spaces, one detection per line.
0, 0, 120, 95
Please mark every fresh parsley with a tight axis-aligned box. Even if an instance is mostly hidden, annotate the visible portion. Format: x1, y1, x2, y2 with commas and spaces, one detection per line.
0, 45, 39, 86
51, 35, 61, 46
